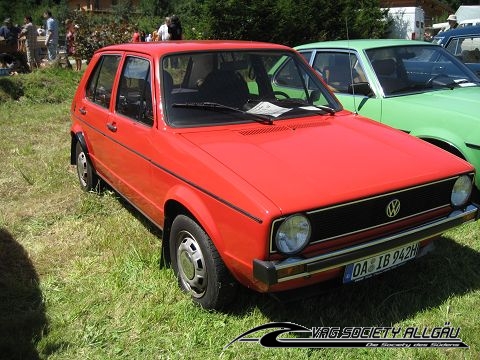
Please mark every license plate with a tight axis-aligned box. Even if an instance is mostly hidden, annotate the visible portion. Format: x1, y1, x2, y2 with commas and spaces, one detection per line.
343, 242, 419, 283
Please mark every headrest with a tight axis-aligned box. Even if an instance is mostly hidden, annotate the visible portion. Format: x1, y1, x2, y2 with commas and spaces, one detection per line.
372, 59, 396, 76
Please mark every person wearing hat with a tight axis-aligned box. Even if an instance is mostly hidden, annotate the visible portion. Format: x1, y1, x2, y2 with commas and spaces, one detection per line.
0, 18, 20, 52
447, 14, 459, 30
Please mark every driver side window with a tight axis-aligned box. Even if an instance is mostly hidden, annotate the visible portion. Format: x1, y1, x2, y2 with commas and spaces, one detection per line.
273, 58, 304, 88
313, 52, 366, 93
116, 57, 153, 126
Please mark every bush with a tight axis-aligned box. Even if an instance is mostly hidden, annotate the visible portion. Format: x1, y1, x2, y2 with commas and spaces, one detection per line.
70, 12, 135, 63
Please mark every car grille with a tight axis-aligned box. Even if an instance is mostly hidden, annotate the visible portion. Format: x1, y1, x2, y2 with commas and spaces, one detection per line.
270, 176, 462, 253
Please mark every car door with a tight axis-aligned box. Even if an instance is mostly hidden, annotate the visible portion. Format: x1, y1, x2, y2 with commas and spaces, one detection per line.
444, 35, 480, 76
78, 53, 122, 185
105, 55, 158, 212
306, 50, 383, 120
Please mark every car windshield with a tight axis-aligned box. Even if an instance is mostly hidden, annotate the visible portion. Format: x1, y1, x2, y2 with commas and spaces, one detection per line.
162, 50, 341, 127
365, 45, 480, 96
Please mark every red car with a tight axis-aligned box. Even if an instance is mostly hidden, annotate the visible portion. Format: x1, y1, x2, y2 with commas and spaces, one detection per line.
70, 41, 478, 309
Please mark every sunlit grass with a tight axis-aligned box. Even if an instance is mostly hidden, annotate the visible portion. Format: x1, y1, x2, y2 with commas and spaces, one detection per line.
1, 68, 479, 359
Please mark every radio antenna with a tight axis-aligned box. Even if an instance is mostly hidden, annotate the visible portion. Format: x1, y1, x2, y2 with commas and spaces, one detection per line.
345, 17, 358, 115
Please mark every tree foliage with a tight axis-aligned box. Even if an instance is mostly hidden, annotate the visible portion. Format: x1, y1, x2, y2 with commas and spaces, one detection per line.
178, 0, 390, 46
68, 11, 135, 63
1, 0, 406, 62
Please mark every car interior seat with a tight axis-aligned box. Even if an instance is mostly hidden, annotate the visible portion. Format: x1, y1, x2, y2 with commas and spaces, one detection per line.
163, 70, 174, 94
325, 54, 353, 92
371, 58, 408, 95
199, 68, 250, 108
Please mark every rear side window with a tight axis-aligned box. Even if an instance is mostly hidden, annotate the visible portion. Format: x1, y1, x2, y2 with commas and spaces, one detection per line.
116, 56, 153, 126
446, 36, 480, 63
86, 55, 121, 109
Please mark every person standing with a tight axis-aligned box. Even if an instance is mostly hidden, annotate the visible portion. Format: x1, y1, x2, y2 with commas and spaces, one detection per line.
168, 15, 183, 40
43, 10, 59, 61
132, 29, 140, 42
19, 15, 38, 70
0, 18, 20, 52
65, 20, 81, 71
447, 14, 459, 30
158, 17, 171, 41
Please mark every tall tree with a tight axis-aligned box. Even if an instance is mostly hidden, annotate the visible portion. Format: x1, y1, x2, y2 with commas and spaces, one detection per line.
176, 0, 389, 46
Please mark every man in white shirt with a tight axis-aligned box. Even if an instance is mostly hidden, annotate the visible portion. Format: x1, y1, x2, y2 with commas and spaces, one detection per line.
158, 17, 171, 41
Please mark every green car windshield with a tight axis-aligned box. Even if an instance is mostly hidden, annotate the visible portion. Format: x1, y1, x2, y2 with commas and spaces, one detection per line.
365, 45, 480, 96
162, 50, 341, 127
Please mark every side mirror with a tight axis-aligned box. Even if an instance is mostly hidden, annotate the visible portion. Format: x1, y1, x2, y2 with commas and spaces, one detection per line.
348, 82, 374, 97
309, 90, 321, 103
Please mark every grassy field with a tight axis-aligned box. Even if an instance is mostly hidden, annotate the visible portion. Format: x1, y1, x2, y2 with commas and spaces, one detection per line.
0, 68, 479, 360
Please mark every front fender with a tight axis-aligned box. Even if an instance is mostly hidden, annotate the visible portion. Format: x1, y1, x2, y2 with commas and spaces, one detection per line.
410, 127, 469, 160
164, 184, 225, 253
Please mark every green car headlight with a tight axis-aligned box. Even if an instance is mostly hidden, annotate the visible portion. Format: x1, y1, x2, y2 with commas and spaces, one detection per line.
451, 175, 472, 207
275, 214, 311, 255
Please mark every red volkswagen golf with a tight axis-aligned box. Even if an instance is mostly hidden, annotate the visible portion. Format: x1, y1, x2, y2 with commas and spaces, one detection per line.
70, 41, 478, 309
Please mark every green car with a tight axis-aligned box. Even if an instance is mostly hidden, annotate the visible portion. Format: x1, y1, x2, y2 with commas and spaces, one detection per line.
283, 40, 480, 189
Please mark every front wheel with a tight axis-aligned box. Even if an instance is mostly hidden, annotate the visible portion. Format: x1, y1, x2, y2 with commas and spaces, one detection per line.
170, 215, 237, 309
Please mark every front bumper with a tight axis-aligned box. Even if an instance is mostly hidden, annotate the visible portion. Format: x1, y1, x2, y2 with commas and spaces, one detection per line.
254, 204, 479, 286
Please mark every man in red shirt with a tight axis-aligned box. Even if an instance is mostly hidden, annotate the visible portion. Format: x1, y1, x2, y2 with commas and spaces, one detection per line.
132, 29, 140, 42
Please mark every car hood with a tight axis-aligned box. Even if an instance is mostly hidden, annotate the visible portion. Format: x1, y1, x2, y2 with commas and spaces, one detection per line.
382, 87, 480, 143
180, 113, 471, 215
386, 86, 480, 123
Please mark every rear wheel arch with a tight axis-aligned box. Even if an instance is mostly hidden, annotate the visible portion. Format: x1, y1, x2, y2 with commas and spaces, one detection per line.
70, 132, 88, 165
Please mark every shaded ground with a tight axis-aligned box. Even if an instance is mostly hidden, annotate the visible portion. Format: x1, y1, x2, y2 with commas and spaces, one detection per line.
0, 228, 47, 360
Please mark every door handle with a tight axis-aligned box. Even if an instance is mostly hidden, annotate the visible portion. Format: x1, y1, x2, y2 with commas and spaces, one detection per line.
107, 122, 117, 132
79, 107, 86, 115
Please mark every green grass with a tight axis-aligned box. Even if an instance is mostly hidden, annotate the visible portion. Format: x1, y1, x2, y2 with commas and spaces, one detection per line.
1, 68, 480, 359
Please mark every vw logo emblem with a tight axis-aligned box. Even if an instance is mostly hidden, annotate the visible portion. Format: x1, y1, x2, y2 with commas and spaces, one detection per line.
386, 199, 401, 218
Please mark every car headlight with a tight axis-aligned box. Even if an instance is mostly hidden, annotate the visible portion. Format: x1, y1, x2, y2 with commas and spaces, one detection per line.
451, 175, 472, 207
275, 214, 311, 255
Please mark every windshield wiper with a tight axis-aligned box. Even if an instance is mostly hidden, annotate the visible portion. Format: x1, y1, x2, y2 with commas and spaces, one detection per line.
172, 102, 274, 125
275, 98, 337, 115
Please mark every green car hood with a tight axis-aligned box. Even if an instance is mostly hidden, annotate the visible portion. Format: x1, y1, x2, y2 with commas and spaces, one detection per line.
378, 87, 480, 147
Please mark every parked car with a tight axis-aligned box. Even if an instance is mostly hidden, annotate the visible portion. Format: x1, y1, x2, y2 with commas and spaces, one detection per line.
70, 41, 478, 309
294, 39, 480, 191
433, 25, 480, 76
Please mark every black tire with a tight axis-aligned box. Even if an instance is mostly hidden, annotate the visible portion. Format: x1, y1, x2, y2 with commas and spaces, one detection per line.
170, 215, 238, 309
75, 141, 98, 192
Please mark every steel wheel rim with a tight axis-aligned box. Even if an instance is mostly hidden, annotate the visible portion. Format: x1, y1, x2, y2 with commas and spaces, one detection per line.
176, 230, 207, 298
77, 151, 88, 187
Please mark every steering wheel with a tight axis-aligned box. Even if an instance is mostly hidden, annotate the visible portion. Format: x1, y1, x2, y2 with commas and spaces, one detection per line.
425, 73, 448, 87
273, 91, 290, 99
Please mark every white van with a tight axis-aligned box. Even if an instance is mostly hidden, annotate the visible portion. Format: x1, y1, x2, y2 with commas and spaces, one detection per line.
387, 7, 425, 40
459, 18, 480, 27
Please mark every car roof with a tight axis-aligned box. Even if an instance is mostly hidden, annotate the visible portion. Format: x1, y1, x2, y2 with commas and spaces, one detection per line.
295, 39, 438, 51
96, 40, 293, 57
434, 25, 480, 41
